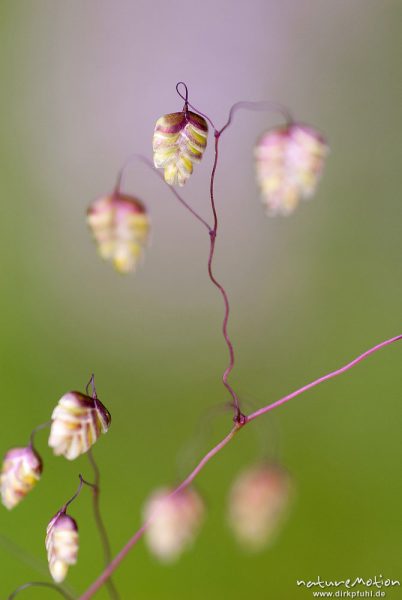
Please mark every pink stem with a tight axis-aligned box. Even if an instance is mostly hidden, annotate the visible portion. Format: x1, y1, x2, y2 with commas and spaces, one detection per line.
218, 99, 293, 136
78, 334, 402, 599
115, 153, 212, 232
202, 95, 297, 421
247, 334, 402, 422
79, 427, 238, 600
207, 132, 243, 422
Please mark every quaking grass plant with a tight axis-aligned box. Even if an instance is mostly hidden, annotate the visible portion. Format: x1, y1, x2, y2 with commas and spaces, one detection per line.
2, 82, 400, 599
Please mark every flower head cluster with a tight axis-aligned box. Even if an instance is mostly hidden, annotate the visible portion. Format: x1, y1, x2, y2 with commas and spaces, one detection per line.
0, 447, 42, 509
228, 464, 292, 550
46, 512, 79, 582
87, 193, 150, 274
48, 391, 111, 461
143, 487, 204, 562
1, 381, 111, 519
255, 124, 328, 216
153, 110, 208, 186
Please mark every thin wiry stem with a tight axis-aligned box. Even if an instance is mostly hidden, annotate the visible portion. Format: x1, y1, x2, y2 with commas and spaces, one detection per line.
176, 85, 246, 422
79, 85, 400, 598
168, 87, 296, 421
61, 462, 117, 599
8, 581, 75, 600
176, 81, 217, 130
87, 449, 120, 600
29, 420, 52, 449
207, 130, 243, 422
78, 334, 402, 600
86, 373, 97, 398
78, 427, 238, 600
61, 475, 85, 513
114, 92, 270, 424
115, 153, 211, 231
219, 99, 293, 136
184, 90, 294, 423
247, 334, 402, 421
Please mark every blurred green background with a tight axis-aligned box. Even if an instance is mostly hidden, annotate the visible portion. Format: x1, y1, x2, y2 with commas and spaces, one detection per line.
1, 1, 402, 598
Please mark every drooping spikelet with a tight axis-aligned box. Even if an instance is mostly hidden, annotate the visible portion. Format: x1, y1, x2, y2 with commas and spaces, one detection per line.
228, 464, 292, 550
46, 513, 79, 583
0, 447, 42, 509
48, 391, 111, 461
255, 124, 328, 216
153, 110, 208, 186
87, 193, 150, 274
143, 487, 204, 562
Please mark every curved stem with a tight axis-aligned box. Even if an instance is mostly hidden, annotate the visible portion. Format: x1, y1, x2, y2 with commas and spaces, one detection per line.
86, 373, 97, 399
175, 81, 189, 105
185, 100, 217, 131
175, 81, 216, 130
29, 420, 52, 449
78, 426, 238, 600
8, 581, 75, 600
207, 131, 243, 422
219, 99, 293, 136
61, 475, 85, 514
115, 153, 211, 232
78, 333, 402, 599
87, 450, 120, 600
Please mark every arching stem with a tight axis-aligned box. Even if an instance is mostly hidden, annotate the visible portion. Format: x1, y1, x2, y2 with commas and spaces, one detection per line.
78, 334, 402, 600
29, 420, 52, 450
114, 153, 211, 231
8, 581, 75, 600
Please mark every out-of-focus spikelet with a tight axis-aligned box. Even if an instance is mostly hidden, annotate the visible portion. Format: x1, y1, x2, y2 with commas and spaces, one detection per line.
0, 447, 42, 509
48, 391, 111, 461
46, 513, 79, 583
87, 193, 150, 274
153, 110, 208, 186
255, 124, 328, 216
228, 464, 292, 550
143, 487, 204, 562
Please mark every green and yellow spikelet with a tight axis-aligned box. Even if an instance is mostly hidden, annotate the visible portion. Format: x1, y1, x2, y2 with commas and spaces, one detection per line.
153, 110, 208, 186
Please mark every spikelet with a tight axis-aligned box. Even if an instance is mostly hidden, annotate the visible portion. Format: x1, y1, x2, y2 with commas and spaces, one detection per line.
153, 110, 208, 186
0, 447, 42, 509
48, 391, 111, 461
46, 513, 79, 583
87, 193, 150, 274
255, 124, 328, 216
228, 464, 292, 551
143, 487, 204, 562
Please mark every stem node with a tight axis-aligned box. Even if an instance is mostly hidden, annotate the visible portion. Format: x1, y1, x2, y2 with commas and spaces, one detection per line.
234, 412, 248, 427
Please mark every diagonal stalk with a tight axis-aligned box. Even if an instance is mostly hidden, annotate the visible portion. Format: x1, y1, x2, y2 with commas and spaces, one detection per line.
78, 334, 402, 599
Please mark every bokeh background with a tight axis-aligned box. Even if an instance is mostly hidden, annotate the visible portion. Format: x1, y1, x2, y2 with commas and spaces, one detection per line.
1, 1, 402, 598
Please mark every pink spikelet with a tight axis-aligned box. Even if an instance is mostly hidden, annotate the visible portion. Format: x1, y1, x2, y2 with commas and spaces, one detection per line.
228, 464, 292, 550
46, 513, 79, 583
48, 391, 111, 461
143, 488, 205, 562
0, 447, 42, 509
255, 124, 328, 216
87, 193, 150, 274
153, 110, 208, 186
